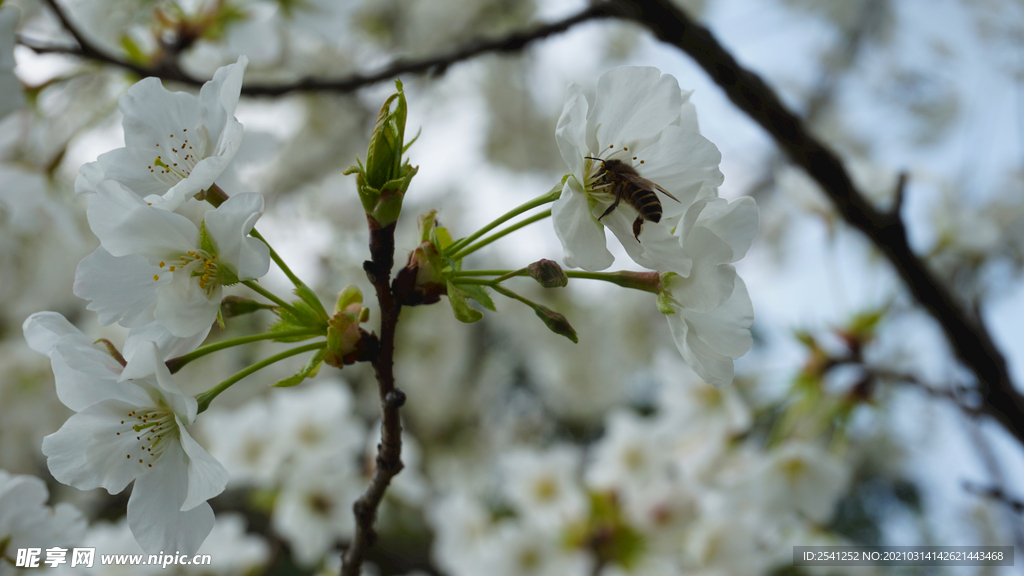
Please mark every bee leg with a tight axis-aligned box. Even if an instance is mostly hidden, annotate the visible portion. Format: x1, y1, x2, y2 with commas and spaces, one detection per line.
598, 193, 622, 221
632, 217, 643, 241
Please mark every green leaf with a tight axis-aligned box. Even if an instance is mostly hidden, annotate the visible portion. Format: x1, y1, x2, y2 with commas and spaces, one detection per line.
459, 283, 497, 312
273, 349, 324, 387
446, 281, 483, 323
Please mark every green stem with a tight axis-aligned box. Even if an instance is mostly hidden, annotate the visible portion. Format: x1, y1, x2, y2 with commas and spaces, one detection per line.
446, 185, 561, 255
196, 341, 326, 413
450, 278, 498, 286
565, 270, 661, 293
250, 229, 305, 291
491, 284, 541, 309
242, 279, 296, 311
451, 269, 516, 276
166, 328, 323, 374
449, 209, 552, 261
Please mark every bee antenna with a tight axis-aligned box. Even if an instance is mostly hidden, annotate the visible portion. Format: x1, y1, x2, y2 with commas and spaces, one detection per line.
585, 156, 604, 162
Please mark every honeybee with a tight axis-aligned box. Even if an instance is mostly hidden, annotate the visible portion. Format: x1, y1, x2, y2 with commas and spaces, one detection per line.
586, 157, 680, 241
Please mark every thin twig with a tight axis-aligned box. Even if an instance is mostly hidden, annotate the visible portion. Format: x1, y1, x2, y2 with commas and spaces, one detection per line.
23, 2, 621, 95
341, 217, 406, 576
617, 0, 1024, 445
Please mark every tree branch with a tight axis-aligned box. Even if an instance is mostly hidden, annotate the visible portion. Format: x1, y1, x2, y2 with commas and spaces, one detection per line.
341, 217, 406, 576
617, 0, 1024, 445
23, 2, 620, 95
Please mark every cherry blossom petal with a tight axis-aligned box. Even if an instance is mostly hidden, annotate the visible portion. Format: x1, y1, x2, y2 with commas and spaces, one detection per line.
88, 181, 198, 261
555, 83, 588, 178
74, 248, 163, 328
588, 67, 683, 153
552, 178, 614, 271
178, 422, 229, 511
128, 442, 215, 555
203, 192, 269, 279
154, 273, 221, 338
42, 398, 154, 494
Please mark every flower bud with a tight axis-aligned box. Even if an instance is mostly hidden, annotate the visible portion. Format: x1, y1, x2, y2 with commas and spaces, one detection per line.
344, 80, 419, 227
335, 285, 363, 312
527, 259, 568, 288
324, 297, 371, 368
535, 306, 578, 343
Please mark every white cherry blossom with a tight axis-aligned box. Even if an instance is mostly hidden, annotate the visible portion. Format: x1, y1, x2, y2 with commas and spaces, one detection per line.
553, 66, 723, 272
75, 57, 248, 211
23, 311, 228, 555
77, 180, 269, 339
659, 195, 758, 387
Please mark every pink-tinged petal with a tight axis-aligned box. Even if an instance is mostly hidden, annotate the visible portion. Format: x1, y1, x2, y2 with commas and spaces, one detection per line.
119, 78, 204, 151
120, 341, 195, 422
74, 248, 162, 328
696, 197, 759, 262
124, 322, 210, 361
555, 83, 588, 178
203, 192, 269, 279
88, 181, 199, 261
177, 422, 228, 510
153, 274, 220, 338
198, 56, 248, 140
49, 339, 144, 411
128, 442, 215, 555
42, 399, 154, 494
22, 311, 90, 356
589, 67, 682, 151
552, 179, 614, 271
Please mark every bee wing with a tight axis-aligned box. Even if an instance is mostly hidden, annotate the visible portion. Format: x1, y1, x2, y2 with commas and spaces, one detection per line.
618, 172, 681, 203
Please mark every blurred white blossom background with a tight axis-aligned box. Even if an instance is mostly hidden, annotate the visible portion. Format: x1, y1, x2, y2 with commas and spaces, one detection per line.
2, 0, 1024, 574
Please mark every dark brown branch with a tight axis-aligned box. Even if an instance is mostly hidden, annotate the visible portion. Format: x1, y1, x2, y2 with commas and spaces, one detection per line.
341, 217, 406, 576
618, 0, 1024, 445
963, 481, 1024, 514
23, 2, 620, 95
34, 0, 196, 83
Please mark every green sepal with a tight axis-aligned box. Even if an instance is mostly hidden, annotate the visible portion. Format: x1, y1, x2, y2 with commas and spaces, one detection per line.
215, 307, 226, 330
273, 349, 325, 387
294, 283, 329, 320
198, 221, 216, 255
459, 283, 497, 312
268, 298, 327, 341
432, 225, 454, 251
446, 281, 483, 323
655, 272, 678, 315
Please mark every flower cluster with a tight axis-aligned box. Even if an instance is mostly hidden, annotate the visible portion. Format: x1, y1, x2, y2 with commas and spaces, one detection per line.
553, 67, 758, 387
23, 57, 263, 555
428, 358, 853, 576
0, 469, 87, 565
